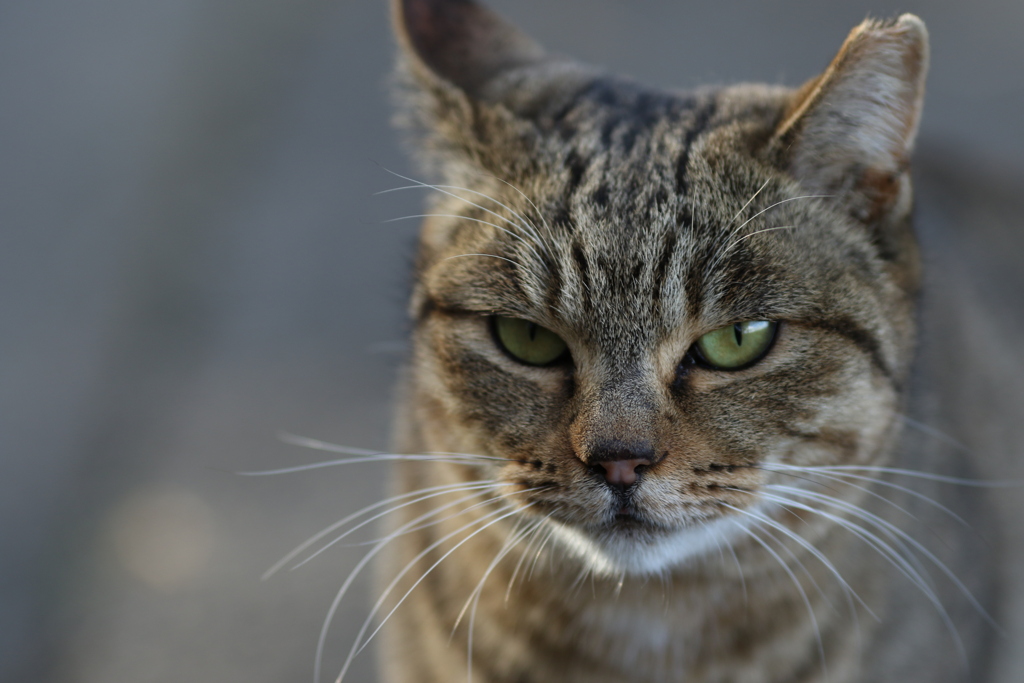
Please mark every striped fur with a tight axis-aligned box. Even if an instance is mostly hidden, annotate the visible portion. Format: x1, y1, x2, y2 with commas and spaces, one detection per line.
376, 2, 996, 682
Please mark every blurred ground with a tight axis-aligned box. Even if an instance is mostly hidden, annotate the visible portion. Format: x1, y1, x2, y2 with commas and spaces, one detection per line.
2, 1, 1022, 682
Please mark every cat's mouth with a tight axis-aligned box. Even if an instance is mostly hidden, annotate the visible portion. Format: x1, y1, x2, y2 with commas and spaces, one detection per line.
613, 501, 642, 522
547, 500, 755, 576
603, 494, 681, 533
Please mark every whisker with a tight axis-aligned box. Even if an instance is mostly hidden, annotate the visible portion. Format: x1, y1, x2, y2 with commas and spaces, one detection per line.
730, 195, 832, 236
444, 253, 523, 268
728, 177, 773, 226
770, 465, 972, 530
722, 500, 876, 620
375, 180, 537, 238
721, 531, 748, 606
612, 571, 626, 601
720, 225, 796, 254
752, 464, 845, 492
733, 522, 828, 681
382, 213, 546, 264
239, 455, 500, 477
478, 173, 555, 246
291, 487, 508, 571
505, 516, 555, 602
774, 465, 1022, 488
374, 169, 548, 254
767, 485, 1000, 632
279, 433, 379, 456
897, 414, 969, 452
262, 480, 499, 581
339, 499, 541, 681
760, 465, 923, 524
277, 433, 512, 463
459, 520, 545, 683
568, 561, 592, 596
345, 484, 533, 548
754, 489, 969, 667
451, 519, 538, 640
528, 524, 558, 581
707, 194, 831, 275
312, 487, 509, 683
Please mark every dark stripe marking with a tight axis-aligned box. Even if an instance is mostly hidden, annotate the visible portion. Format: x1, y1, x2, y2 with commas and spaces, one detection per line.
675, 97, 719, 196
571, 242, 591, 310
653, 231, 678, 307
807, 317, 895, 383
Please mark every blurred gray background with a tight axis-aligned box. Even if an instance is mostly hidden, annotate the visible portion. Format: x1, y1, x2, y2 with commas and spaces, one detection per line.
3, 1, 1022, 682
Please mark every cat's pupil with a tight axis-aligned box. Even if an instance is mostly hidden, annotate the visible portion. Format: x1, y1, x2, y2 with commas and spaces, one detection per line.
733, 324, 743, 346
528, 323, 538, 342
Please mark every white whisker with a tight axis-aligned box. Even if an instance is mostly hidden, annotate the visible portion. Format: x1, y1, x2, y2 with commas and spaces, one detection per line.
773, 465, 1021, 488
505, 516, 554, 602
346, 484, 537, 548
239, 455, 500, 477
383, 213, 546, 264
741, 495, 865, 660
461, 520, 545, 683
707, 194, 831, 275
444, 253, 523, 268
730, 195, 831, 236
734, 522, 828, 681
375, 169, 548, 255
721, 225, 796, 253
767, 485, 999, 631
312, 488, 510, 683
766, 465, 972, 530
721, 530, 748, 606
338, 499, 540, 681
451, 519, 537, 640
528, 524, 558, 581
763, 465, 924, 522
479, 173, 555, 245
722, 500, 876, 620
897, 414, 969, 452
755, 489, 974, 667
262, 480, 499, 581
277, 433, 512, 463
291, 486, 504, 571
728, 177, 773, 226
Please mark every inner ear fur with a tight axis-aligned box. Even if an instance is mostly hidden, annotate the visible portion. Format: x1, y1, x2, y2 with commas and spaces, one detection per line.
774, 14, 929, 225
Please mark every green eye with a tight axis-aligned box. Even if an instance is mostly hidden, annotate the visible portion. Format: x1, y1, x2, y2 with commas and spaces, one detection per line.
493, 316, 568, 366
694, 320, 777, 370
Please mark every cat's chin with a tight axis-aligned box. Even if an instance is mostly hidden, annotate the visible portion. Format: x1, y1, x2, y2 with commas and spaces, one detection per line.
544, 511, 757, 577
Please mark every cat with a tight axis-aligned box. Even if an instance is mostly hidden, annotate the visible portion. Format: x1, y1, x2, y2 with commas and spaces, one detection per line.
332, 1, 1002, 681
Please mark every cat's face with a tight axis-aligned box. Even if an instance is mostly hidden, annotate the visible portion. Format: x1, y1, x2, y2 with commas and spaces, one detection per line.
395, 0, 927, 575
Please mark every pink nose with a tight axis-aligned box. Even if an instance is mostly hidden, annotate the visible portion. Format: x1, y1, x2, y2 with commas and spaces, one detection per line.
597, 458, 651, 487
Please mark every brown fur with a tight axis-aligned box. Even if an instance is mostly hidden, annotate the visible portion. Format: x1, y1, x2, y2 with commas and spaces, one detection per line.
373, 2, 997, 681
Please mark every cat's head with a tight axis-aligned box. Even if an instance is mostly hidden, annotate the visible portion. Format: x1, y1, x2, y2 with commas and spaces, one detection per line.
391, 0, 928, 575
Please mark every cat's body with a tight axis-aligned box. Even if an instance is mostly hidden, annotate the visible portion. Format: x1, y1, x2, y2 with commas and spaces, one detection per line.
374, 1, 999, 681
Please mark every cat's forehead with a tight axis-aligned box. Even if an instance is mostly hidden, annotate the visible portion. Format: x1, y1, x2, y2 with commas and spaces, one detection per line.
419, 78, 883, 351
526, 94, 831, 318
524, 80, 792, 242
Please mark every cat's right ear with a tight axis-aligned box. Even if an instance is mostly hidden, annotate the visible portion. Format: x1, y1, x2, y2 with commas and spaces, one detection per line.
393, 0, 544, 99
391, 0, 572, 176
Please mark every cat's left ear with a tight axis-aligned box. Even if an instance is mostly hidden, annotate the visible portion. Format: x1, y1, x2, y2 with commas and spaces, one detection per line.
774, 15, 928, 224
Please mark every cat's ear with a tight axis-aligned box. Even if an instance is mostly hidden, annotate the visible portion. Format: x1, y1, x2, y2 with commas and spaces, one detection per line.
774, 15, 928, 224
392, 0, 545, 99
391, 0, 582, 176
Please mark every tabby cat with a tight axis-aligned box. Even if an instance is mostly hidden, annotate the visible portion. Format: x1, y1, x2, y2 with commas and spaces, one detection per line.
362, 1, 1000, 681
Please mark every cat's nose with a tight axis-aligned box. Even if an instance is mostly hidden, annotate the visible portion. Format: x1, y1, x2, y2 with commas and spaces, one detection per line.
589, 441, 656, 488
